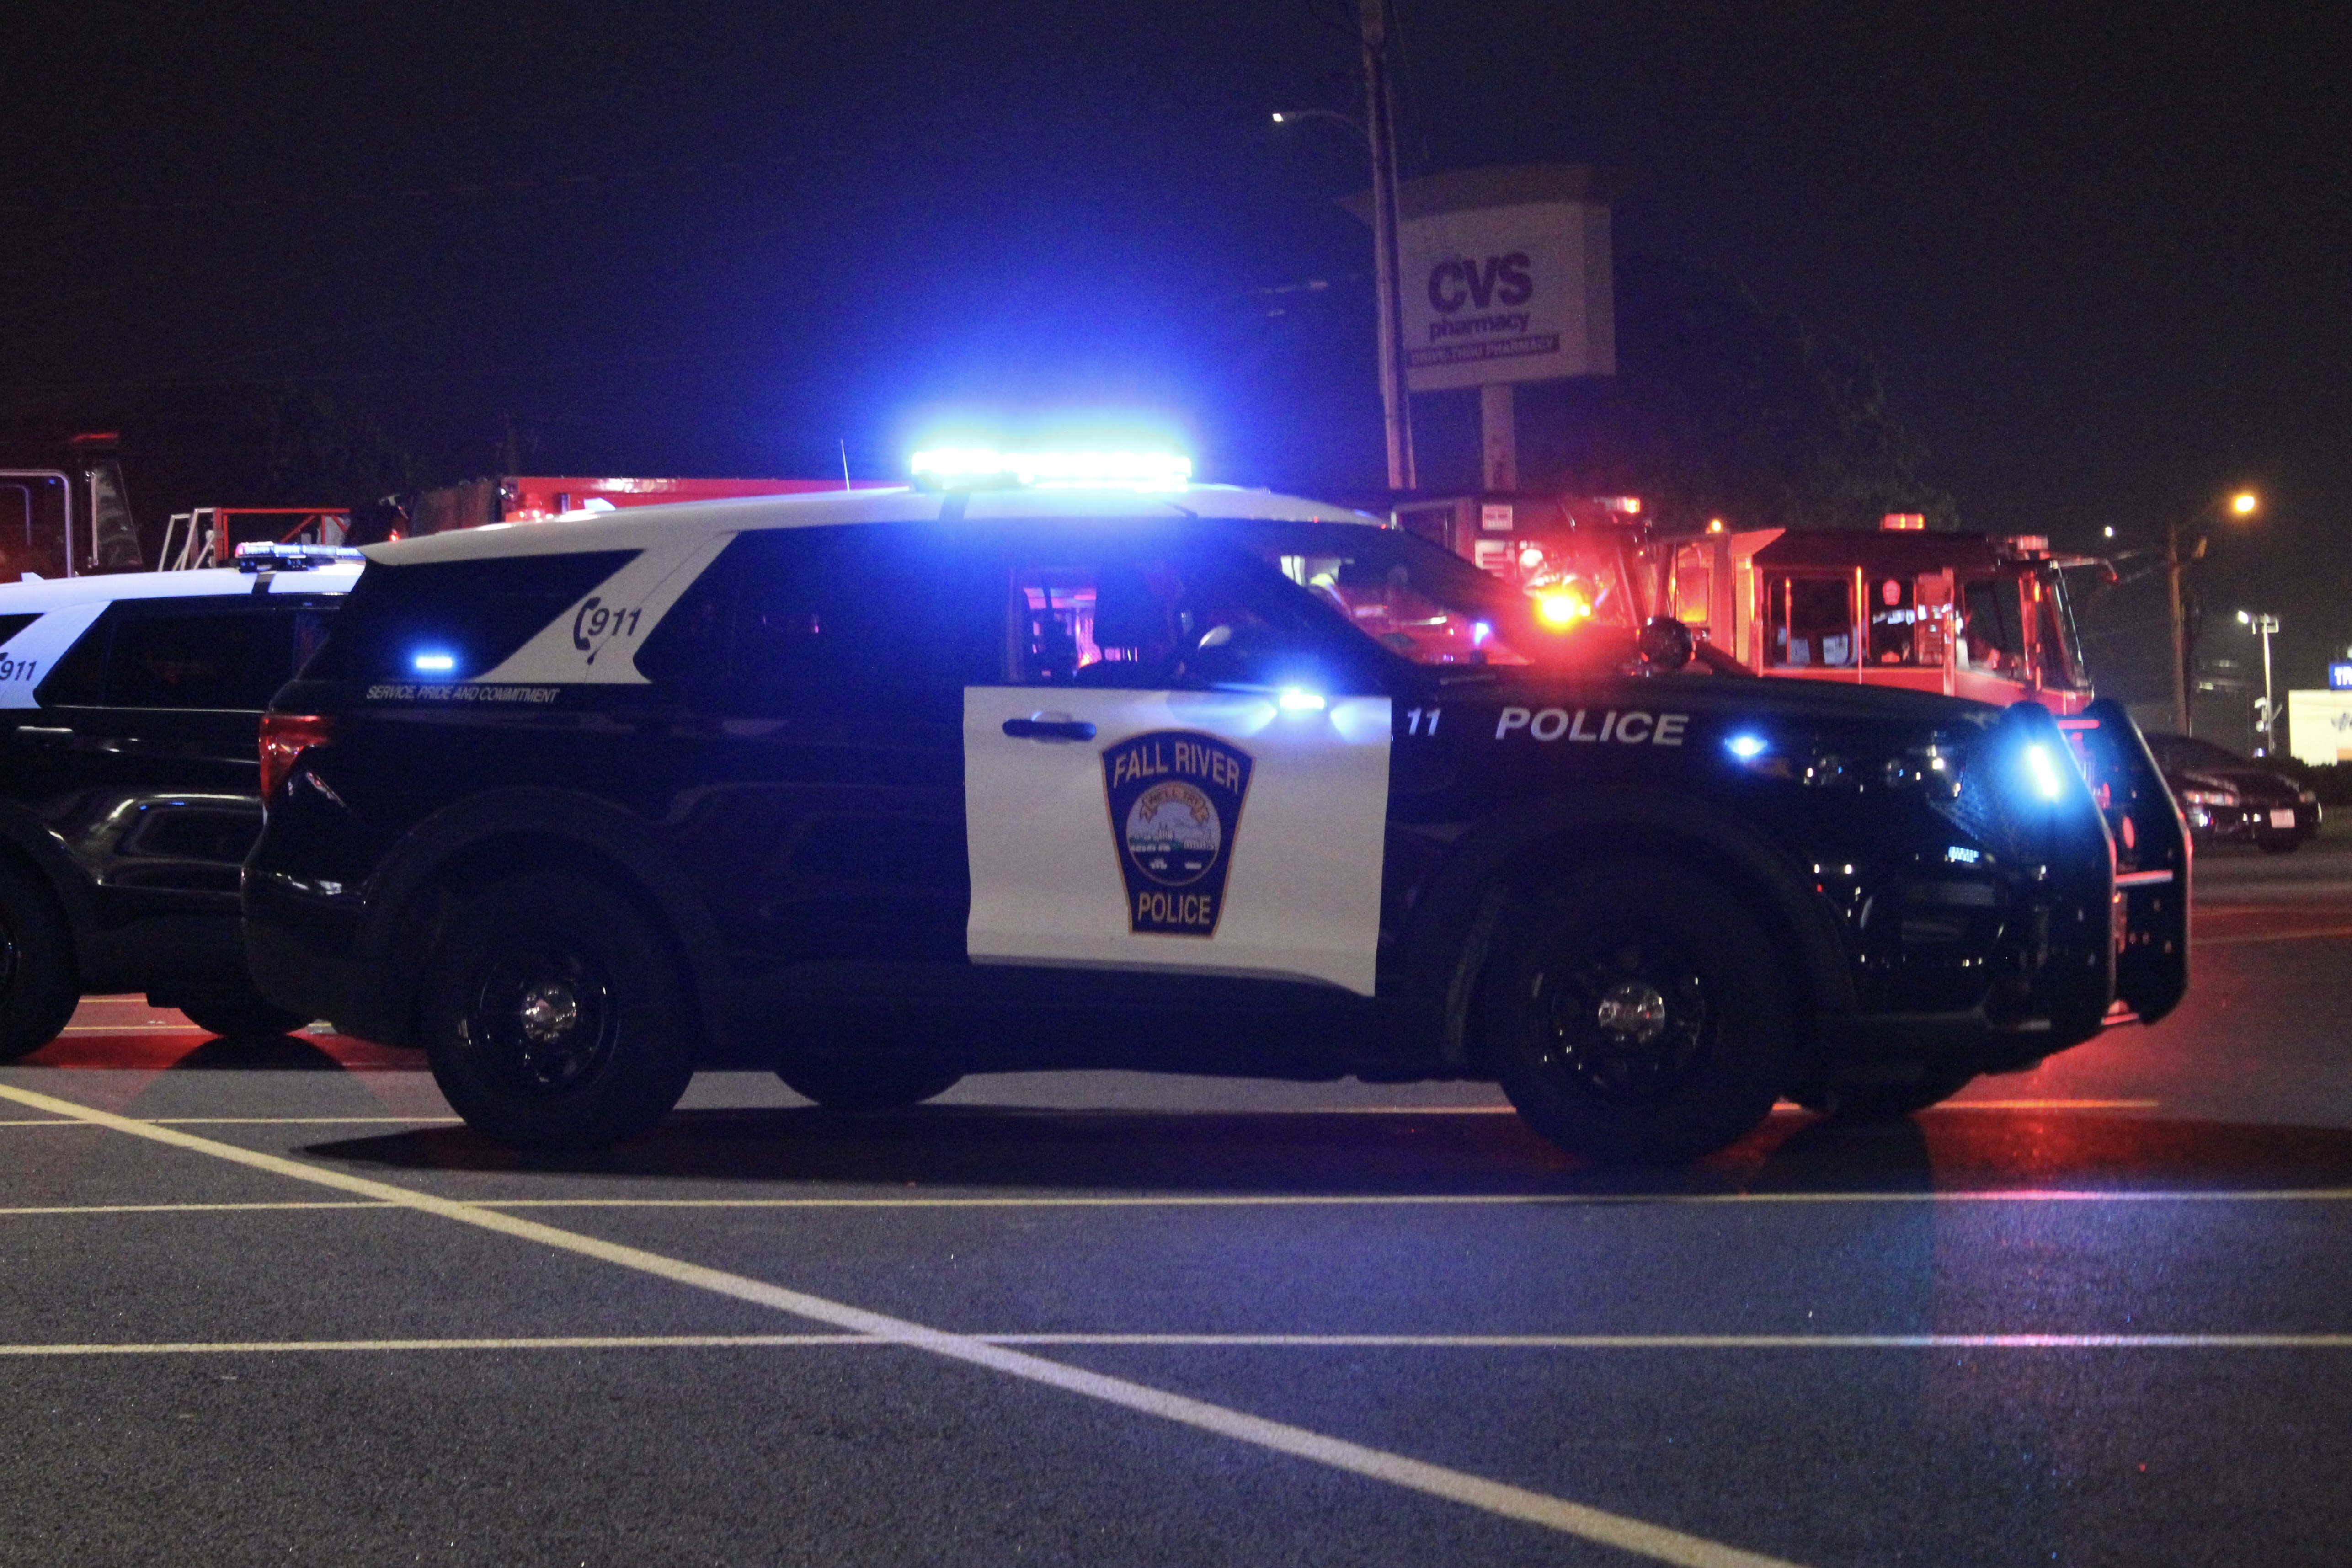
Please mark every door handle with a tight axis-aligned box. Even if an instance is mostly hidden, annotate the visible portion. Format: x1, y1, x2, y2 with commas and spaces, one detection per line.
1002, 716, 1097, 743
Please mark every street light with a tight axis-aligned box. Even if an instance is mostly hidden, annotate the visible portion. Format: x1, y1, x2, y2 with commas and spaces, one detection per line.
2166, 487, 2259, 733
2236, 608, 2282, 755
1269, 0, 1417, 491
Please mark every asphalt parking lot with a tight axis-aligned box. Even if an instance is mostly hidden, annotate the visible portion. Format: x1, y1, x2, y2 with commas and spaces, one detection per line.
5, 846, 2352, 1567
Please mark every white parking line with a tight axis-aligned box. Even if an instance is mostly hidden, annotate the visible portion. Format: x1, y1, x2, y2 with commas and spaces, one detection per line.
0, 1081, 1805, 1568
13, 1188, 2352, 1218
5, 1331, 2352, 1358
480, 1186, 2352, 1209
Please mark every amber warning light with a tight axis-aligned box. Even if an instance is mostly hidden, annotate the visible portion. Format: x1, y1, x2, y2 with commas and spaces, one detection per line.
1881, 513, 1925, 531
260, 713, 336, 803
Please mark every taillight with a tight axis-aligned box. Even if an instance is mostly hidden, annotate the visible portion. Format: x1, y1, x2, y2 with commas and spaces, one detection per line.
259, 713, 336, 804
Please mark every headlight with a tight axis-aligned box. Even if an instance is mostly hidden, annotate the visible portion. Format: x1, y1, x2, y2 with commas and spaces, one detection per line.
2179, 787, 2240, 808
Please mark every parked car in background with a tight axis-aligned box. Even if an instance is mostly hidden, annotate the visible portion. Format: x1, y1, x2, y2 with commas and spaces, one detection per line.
0, 546, 358, 1056
2144, 733, 2321, 853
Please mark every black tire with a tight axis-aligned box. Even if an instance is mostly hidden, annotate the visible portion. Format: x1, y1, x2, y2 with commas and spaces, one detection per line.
777, 1060, 963, 1111
1789, 1065, 1976, 1121
420, 873, 696, 1149
0, 859, 79, 1061
1486, 859, 1794, 1164
175, 983, 312, 1040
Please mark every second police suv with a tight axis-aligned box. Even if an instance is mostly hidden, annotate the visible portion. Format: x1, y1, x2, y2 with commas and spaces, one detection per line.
242, 452, 2190, 1160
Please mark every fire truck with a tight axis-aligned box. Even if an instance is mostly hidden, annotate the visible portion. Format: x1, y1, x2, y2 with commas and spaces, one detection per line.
379, 474, 896, 538
152, 476, 894, 567
1405, 492, 2103, 715
0, 434, 145, 582
1392, 491, 1656, 633
1656, 517, 2101, 715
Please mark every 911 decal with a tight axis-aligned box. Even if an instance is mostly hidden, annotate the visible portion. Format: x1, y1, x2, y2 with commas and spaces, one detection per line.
570, 597, 645, 666
1494, 707, 1688, 745
0, 655, 36, 683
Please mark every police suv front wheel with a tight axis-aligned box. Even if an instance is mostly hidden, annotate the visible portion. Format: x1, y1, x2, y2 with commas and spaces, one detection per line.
1488, 861, 1793, 1164
420, 874, 696, 1150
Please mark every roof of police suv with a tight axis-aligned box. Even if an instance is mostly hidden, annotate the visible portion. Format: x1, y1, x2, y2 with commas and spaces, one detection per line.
362, 485, 1384, 567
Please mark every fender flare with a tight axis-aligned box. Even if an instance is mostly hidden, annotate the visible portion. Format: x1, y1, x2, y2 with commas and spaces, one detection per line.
352, 788, 736, 1054
0, 799, 101, 956
1389, 784, 1856, 1067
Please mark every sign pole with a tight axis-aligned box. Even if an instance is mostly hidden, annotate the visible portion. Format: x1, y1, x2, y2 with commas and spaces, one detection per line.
1480, 383, 1516, 491
1360, 0, 1416, 491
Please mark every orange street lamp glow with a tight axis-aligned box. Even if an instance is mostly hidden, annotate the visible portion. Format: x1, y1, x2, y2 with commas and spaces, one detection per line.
2231, 491, 2259, 516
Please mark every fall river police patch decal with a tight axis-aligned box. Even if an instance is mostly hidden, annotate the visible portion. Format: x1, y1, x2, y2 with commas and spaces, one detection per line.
1102, 731, 1254, 938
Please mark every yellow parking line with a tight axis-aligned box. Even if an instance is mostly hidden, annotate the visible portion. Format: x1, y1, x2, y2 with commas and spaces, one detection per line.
0, 1116, 456, 1128
0, 1202, 394, 1216
1925, 1099, 2159, 1110
0, 1079, 1804, 1568
0, 1334, 873, 1357
2202, 927, 2352, 946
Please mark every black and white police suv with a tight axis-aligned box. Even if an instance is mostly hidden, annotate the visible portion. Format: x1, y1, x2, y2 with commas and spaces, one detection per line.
242, 457, 2188, 1158
0, 545, 359, 1055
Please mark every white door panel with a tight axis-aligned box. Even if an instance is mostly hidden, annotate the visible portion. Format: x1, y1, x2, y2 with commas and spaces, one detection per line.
965, 687, 1391, 994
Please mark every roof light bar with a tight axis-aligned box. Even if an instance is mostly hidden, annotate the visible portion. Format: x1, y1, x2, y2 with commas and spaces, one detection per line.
234, 542, 366, 573
910, 448, 1193, 493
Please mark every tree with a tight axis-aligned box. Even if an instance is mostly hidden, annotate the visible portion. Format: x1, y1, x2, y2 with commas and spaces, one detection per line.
252, 388, 421, 508
1542, 254, 1955, 532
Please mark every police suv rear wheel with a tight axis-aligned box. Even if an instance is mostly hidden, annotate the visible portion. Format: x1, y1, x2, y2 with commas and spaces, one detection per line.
421, 874, 695, 1149
777, 1060, 963, 1112
0, 859, 79, 1061
1489, 861, 1792, 1164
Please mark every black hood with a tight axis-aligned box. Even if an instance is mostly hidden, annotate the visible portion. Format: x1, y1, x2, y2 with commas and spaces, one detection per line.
1440, 662, 1997, 731
2170, 763, 2301, 802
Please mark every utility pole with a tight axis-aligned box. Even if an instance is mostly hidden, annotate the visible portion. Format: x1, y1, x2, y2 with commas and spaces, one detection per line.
2165, 513, 2192, 735
2238, 610, 2280, 754
2165, 490, 2258, 736
1359, 0, 1416, 492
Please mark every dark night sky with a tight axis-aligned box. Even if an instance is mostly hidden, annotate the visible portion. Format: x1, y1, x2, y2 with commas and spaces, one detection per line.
4, 1, 2347, 714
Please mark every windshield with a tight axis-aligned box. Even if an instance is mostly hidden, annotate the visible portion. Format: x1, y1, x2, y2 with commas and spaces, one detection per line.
1215, 522, 1539, 666
2038, 568, 2090, 689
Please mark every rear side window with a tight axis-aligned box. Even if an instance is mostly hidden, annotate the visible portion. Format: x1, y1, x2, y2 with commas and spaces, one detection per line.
635, 526, 1003, 702
40, 602, 340, 710
303, 551, 637, 683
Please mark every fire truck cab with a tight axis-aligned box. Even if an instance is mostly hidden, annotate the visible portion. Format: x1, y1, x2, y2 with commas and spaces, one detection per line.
1392, 491, 1653, 634
1658, 522, 2099, 715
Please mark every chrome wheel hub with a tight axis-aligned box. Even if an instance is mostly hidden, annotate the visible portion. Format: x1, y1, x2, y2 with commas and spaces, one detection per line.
1594, 980, 1669, 1045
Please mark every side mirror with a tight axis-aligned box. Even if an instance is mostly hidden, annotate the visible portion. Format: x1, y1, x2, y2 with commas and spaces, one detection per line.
1187, 621, 1321, 688
1637, 616, 1695, 673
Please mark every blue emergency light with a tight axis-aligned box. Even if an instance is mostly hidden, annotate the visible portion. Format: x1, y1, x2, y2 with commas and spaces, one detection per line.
910, 448, 1193, 493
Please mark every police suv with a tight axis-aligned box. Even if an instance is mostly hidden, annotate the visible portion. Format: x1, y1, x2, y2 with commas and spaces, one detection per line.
0, 546, 359, 1054
242, 460, 2188, 1158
